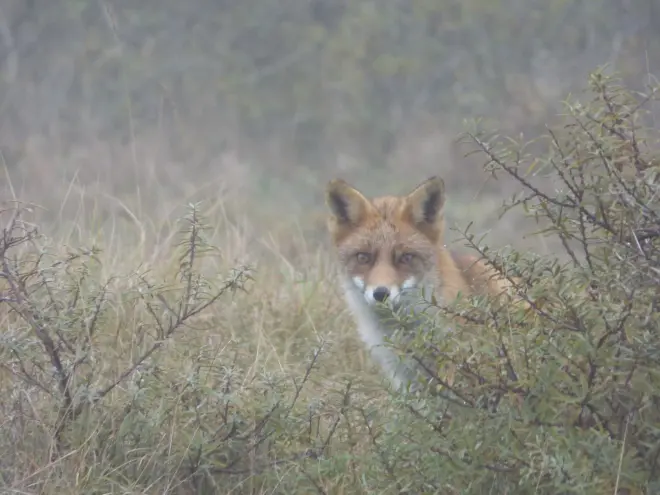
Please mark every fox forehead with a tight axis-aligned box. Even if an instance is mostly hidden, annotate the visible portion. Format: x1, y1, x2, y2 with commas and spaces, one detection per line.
335, 216, 437, 263
370, 195, 406, 215
338, 221, 428, 252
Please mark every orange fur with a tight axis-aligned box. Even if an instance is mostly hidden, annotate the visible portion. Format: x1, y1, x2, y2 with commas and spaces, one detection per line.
325, 176, 516, 392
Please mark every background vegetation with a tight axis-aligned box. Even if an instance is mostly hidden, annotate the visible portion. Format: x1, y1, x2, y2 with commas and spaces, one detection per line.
1, 1, 660, 493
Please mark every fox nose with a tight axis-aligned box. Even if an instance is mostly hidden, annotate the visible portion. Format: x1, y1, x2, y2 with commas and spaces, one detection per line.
372, 286, 390, 303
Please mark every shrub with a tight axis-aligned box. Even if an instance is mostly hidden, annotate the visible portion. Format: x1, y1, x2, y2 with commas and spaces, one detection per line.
0, 203, 346, 493
376, 70, 660, 494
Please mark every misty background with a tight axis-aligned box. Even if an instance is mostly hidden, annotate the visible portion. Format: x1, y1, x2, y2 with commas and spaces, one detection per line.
1, 0, 659, 255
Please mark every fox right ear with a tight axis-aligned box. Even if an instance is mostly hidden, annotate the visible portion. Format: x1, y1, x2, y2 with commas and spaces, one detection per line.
406, 176, 446, 225
325, 179, 371, 225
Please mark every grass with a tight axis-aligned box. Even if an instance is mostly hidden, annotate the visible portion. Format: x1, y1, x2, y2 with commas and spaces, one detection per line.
2, 60, 659, 493
0, 147, 426, 493
0, 123, 561, 493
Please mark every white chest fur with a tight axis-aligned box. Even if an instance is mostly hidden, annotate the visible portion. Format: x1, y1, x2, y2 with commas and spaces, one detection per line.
341, 280, 424, 392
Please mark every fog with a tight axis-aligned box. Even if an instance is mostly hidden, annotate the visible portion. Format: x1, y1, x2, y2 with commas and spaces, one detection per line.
1, 0, 659, 251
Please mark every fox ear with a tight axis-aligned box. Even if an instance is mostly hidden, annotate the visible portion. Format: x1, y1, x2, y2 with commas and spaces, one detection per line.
405, 176, 445, 227
325, 179, 372, 225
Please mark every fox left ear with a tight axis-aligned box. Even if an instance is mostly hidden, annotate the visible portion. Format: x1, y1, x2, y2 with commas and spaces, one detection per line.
405, 176, 446, 227
325, 179, 372, 226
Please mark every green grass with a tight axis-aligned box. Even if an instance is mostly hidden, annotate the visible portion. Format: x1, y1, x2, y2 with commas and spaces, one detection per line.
0, 179, 413, 493
4, 69, 659, 493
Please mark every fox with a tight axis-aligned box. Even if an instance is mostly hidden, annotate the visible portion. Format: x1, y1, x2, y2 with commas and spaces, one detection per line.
325, 176, 517, 393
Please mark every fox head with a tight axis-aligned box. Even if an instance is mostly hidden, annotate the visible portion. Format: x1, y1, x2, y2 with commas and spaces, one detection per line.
325, 176, 446, 309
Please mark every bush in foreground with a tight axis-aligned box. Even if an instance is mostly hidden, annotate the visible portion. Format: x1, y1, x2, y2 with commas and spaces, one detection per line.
0, 204, 349, 493
381, 70, 660, 494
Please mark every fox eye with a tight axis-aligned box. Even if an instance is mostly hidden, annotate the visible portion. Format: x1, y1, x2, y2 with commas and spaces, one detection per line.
355, 252, 372, 265
399, 253, 415, 264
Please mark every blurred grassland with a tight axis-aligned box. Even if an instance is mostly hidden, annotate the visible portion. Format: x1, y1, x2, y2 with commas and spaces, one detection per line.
1, 1, 660, 493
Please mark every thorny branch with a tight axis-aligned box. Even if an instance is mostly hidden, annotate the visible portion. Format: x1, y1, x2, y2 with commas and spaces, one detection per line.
0, 204, 251, 454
